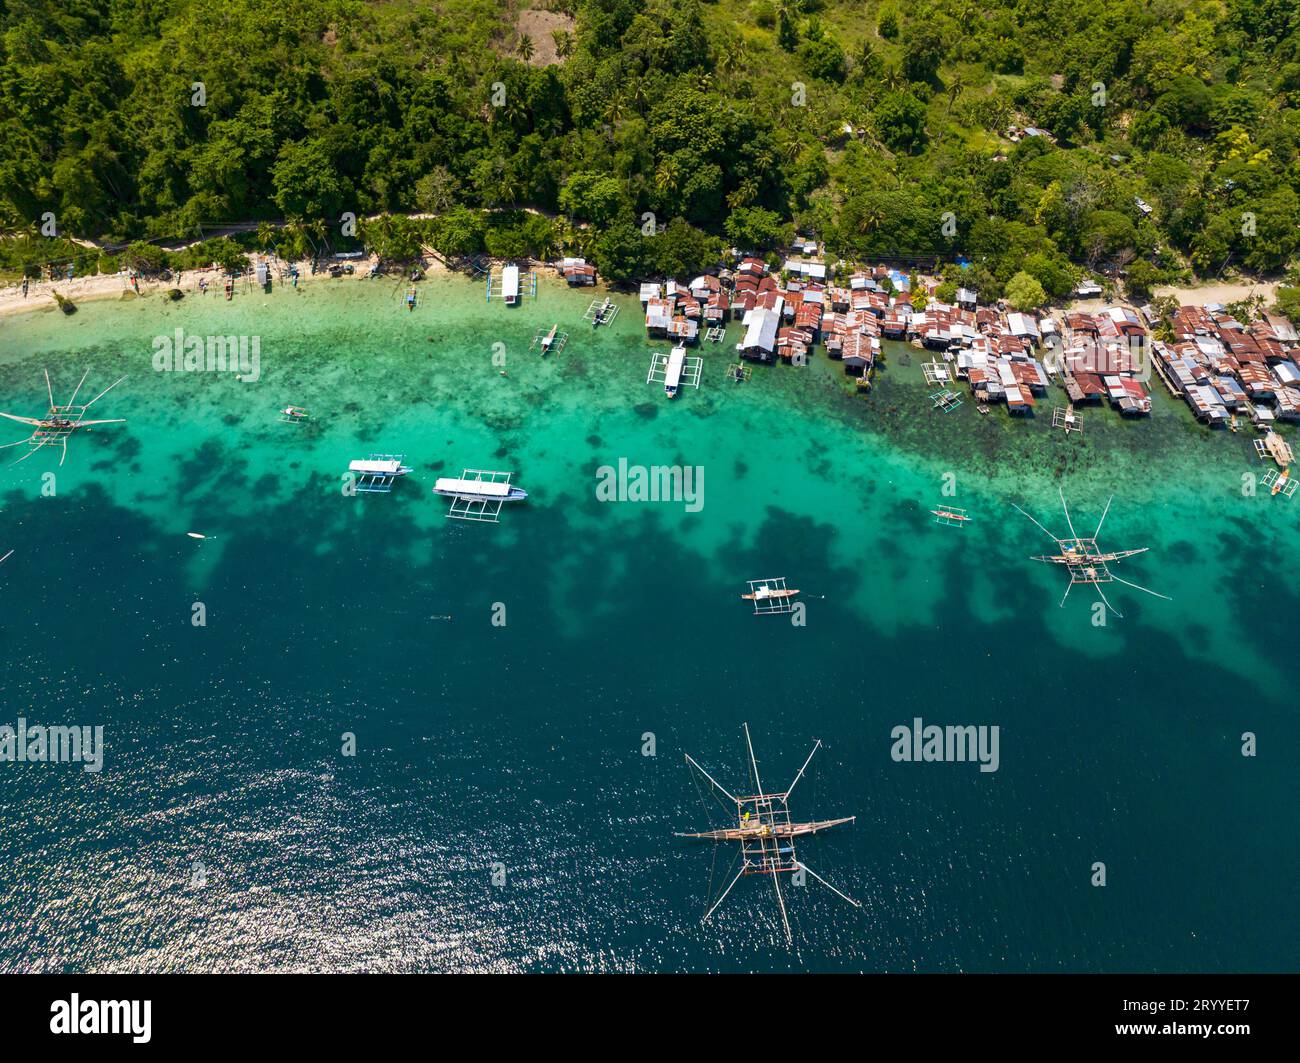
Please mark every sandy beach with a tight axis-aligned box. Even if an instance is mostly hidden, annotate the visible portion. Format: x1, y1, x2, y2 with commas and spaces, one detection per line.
0, 251, 454, 321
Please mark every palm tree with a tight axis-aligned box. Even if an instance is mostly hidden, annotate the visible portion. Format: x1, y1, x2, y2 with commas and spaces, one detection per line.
655, 158, 682, 197
570, 225, 595, 259
532, 224, 559, 262
553, 30, 573, 59
517, 34, 534, 63
727, 178, 759, 210
628, 79, 647, 116
883, 64, 904, 92
281, 216, 308, 260
934, 72, 967, 148
856, 201, 886, 238
359, 214, 396, 259
945, 72, 966, 117
256, 221, 277, 252
603, 93, 626, 126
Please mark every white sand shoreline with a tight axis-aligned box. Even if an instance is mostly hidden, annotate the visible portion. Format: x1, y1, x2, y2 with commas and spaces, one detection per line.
0, 251, 465, 322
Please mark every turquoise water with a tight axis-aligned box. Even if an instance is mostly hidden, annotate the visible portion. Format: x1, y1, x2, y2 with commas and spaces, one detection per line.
0, 273, 1296, 971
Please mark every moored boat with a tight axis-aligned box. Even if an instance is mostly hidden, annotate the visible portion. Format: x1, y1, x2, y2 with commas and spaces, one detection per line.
664, 344, 687, 398
930, 507, 971, 523
740, 584, 800, 602
349, 457, 412, 478
433, 476, 528, 503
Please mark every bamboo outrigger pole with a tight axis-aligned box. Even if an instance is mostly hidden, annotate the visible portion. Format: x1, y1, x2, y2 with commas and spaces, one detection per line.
1014, 487, 1170, 618
679, 725, 860, 945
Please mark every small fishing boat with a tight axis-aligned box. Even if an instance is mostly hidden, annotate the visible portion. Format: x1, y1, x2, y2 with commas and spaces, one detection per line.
1271, 467, 1291, 496
539, 324, 558, 355
931, 507, 971, 524
406, 287, 417, 311
0, 548, 13, 565
279, 405, 310, 423
741, 584, 800, 603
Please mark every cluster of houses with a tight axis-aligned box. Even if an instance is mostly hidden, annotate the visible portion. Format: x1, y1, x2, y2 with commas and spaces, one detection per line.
1056, 305, 1154, 416
630, 252, 1300, 436
1154, 306, 1300, 428
639, 257, 916, 379
635, 256, 1163, 416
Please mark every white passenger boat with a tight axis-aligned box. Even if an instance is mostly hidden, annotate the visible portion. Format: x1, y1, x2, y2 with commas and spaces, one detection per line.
349, 457, 412, 478
433, 476, 528, 503
664, 344, 687, 398
502, 264, 520, 306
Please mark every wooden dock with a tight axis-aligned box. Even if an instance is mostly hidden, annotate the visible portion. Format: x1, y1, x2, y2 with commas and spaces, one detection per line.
1262, 431, 1294, 468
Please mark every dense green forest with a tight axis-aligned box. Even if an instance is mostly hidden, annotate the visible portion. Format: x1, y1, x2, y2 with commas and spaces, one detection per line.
2, 0, 1300, 306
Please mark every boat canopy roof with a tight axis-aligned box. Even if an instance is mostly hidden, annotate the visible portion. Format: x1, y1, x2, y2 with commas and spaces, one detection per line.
350, 459, 406, 475
665, 345, 687, 387
435, 477, 512, 497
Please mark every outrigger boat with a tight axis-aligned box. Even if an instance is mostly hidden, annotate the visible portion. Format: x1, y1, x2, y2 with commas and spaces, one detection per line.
590, 296, 615, 326
349, 455, 413, 494
406, 287, 417, 311
0, 370, 126, 466
741, 583, 800, 603
1014, 487, 1169, 618
434, 469, 528, 523
539, 324, 558, 355
433, 475, 528, 504
279, 405, 310, 423
1271, 467, 1292, 497
678, 723, 860, 944
931, 506, 971, 524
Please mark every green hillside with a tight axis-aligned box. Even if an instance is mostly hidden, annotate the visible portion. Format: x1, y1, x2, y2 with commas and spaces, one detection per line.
2, 0, 1299, 301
